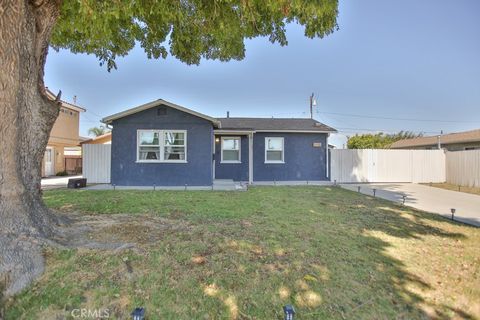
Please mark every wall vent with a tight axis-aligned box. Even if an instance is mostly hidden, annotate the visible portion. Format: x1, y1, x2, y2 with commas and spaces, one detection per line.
157, 107, 167, 116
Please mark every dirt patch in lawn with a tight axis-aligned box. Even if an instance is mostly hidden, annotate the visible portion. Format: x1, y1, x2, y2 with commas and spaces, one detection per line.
61, 213, 192, 247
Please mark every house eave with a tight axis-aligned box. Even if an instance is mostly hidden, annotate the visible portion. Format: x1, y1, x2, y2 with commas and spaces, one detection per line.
45, 89, 86, 112
254, 129, 337, 134
214, 129, 255, 135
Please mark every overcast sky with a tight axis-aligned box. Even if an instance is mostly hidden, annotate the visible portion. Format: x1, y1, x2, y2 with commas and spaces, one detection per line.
45, 0, 480, 147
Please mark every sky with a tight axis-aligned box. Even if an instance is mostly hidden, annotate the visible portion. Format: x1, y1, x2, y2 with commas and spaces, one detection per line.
44, 0, 480, 148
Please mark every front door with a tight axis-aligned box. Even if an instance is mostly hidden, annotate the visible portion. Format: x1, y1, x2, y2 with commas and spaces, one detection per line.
44, 147, 54, 176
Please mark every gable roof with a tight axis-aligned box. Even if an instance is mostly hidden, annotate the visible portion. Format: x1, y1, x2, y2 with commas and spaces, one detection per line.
216, 117, 337, 133
79, 132, 112, 145
391, 128, 480, 148
102, 99, 221, 126
46, 88, 86, 113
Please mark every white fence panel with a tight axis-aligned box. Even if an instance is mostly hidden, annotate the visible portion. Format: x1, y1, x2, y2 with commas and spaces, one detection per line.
446, 150, 480, 187
412, 150, 446, 183
82, 144, 111, 183
330, 149, 445, 183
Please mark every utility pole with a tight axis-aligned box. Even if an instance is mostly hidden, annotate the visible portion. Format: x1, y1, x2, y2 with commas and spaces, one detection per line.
309, 93, 316, 119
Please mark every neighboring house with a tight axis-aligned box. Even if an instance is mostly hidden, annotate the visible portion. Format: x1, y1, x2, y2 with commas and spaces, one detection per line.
80, 132, 112, 145
391, 129, 480, 151
42, 89, 86, 176
102, 99, 336, 186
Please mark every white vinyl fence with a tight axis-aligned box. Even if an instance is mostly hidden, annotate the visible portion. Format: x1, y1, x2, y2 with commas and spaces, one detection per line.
82, 144, 111, 183
446, 150, 480, 187
330, 149, 446, 183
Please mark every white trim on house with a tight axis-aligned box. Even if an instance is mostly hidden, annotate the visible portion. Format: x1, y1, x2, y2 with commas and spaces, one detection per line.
220, 136, 241, 163
214, 130, 255, 135
212, 134, 216, 180
326, 133, 330, 179
255, 130, 334, 133
248, 133, 253, 184
45, 89, 86, 113
214, 130, 335, 134
265, 137, 285, 164
103, 99, 221, 127
136, 129, 187, 163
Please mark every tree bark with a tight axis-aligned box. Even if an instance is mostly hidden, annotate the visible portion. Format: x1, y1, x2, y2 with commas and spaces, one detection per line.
0, 0, 62, 297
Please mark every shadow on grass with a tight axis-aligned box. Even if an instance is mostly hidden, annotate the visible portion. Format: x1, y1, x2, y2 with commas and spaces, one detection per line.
6, 187, 477, 319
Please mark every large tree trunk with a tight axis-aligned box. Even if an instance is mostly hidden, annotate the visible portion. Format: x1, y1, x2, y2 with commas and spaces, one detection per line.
0, 0, 62, 297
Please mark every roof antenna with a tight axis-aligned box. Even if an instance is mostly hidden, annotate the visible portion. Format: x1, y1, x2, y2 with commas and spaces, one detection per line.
73, 95, 77, 105
309, 93, 317, 119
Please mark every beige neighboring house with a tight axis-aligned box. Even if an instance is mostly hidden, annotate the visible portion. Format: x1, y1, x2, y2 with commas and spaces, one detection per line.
42, 89, 86, 177
391, 128, 480, 151
79, 132, 112, 145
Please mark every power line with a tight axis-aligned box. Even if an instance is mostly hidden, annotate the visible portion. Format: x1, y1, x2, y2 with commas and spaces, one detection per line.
223, 109, 476, 124
335, 127, 440, 135
319, 111, 478, 123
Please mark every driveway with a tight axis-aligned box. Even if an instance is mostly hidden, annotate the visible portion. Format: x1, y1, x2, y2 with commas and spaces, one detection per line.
341, 183, 480, 227
41, 175, 82, 190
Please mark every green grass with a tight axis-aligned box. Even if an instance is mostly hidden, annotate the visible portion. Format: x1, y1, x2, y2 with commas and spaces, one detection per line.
423, 182, 480, 196
6, 187, 480, 319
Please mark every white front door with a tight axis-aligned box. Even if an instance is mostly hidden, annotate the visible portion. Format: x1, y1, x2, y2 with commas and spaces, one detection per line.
44, 147, 54, 176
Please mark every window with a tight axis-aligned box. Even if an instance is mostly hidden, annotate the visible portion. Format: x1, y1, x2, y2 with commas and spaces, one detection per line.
137, 130, 186, 162
221, 137, 241, 163
265, 137, 284, 163
164, 131, 186, 160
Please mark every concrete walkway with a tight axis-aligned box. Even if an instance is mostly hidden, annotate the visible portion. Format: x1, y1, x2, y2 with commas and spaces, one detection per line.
84, 180, 248, 191
341, 183, 480, 227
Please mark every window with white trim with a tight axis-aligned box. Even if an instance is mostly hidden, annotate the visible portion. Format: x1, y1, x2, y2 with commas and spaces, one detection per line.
265, 137, 284, 163
221, 137, 241, 163
137, 130, 186, 162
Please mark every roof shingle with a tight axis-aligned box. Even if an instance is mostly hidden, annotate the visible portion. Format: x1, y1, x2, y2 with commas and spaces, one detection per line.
391, 129, 480, 148
217, 117, 336, 132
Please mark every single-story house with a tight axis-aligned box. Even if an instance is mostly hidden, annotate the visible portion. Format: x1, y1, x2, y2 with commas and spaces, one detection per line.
102, 99, 336, 186
391, 129, 480, 151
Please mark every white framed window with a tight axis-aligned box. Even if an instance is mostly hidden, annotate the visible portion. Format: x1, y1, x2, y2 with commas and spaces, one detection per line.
137, 130, 187, 163
265, 137, 284, 163
221, 137, 241, 163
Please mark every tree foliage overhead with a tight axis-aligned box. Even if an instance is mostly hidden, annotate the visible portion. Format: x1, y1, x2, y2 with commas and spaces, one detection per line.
50, 0, 339, 70
347, 131, 423, 149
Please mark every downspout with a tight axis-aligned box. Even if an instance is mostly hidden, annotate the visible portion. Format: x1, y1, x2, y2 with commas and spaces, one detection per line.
248, 133, 254, 184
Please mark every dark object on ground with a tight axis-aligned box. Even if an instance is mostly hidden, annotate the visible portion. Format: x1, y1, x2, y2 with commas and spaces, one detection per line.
68, 178, 87, 189
131, 307, 145, 320
56, 170, 68, 176
284, 305, 295, 320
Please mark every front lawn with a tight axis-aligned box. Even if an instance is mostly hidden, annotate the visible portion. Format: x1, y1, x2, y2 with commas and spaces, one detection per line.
423, 182, 480, 196
6, 187, 480, 319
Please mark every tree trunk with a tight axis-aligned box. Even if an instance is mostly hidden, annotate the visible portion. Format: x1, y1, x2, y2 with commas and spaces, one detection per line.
0, 0, 62, 297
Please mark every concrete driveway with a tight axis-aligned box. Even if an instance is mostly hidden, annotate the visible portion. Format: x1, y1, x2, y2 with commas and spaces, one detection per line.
341, 183, 480, 227
41, 175, 82, 190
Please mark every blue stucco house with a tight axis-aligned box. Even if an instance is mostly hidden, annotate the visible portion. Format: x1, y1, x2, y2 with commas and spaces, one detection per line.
102, 99, 336, 186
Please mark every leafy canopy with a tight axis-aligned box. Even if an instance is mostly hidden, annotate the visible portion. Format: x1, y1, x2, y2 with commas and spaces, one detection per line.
347, 131, 423, 149
51, 0, 338, 70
